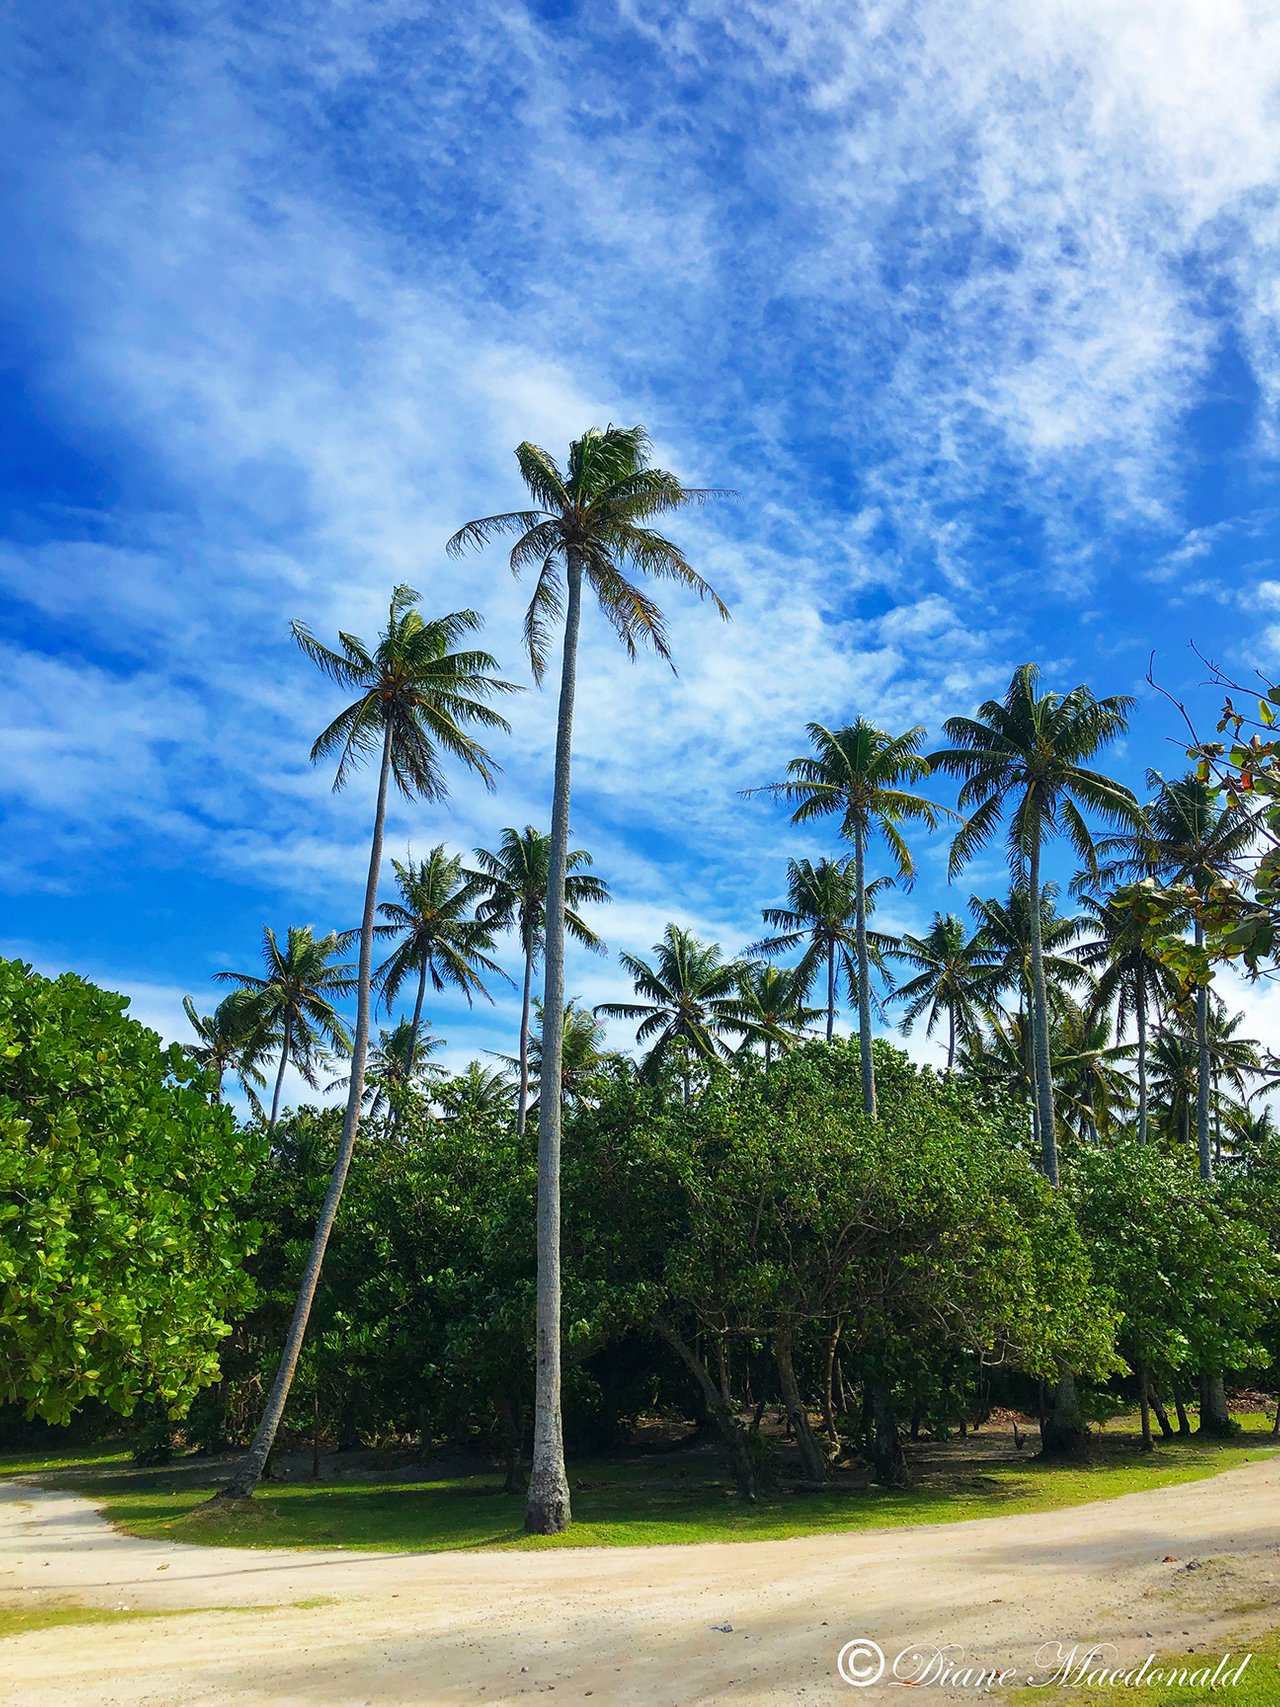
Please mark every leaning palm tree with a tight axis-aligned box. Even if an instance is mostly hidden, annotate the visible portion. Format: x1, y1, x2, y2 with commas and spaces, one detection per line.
449, 423, 728, 1535
469, 827, 610, 1138
1076, 892, 1181, 1146
219, 585, 515, 1501
374, 847, 507, 1068
1144, 773, 1255, 1180
888, 912, 998, 1071
930, 666, 1139, 1187
216, 925, 355, 1130
734, 962, 825, 1066
182, 987, 277, 1113
748, 857, 895, 1045
747, 720, 943, 1117
597, 925, 752, 1097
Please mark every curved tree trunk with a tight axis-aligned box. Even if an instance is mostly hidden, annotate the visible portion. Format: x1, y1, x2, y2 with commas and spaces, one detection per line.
1027, 824, 1059, 1185
825, 941, 836, 1043
516, 932, 534, 1141
1135, 980, 1149, 1145
408, 962, 428, 1070
774, 1327, 829, 1484
1194, 919, 1212, 1180
268, 1014, 293, 1132
655, 1318, 757, 1500
220, 722, 393, 1500
525, 551, 582, 1537
852, 823, 876, 1118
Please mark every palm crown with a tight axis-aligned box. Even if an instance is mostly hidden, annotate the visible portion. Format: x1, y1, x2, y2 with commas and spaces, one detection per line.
889, 911, 998, 1068
447, 424, 729, 680
375, 848, 506, 1013
182, 988, 277, 1111
597, 924, 752, 1086
469, 827, 610, 958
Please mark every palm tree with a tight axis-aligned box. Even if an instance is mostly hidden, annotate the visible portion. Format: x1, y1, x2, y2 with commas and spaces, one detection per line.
449, 423, 728, 1535
930, 665, 1139, 1187
328, 1019, 446, 1122
522, 998, 615, 1108
375, 847, 508, 1068
1076, 893, 1181, 1146
438, 1060, 517, 1118
888, 912, 997, 1071
1054, 1000, 1135, 1143
220, 585, 515, 1501
597, 925, 752, 1097
469, 827, 610, 1138
749, 857, 895, 1044
1144, 773, 1255, 1180
748, 721, 943, 1117
182, 988, 277, 1113
216, 925, 355, 1130
734, 963, 825, 1066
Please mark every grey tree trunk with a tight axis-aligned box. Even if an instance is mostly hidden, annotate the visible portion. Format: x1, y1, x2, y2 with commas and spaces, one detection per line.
1199, 1370, 1232, 1436
408, 962, 428, 1071
220, 722, 393, 1500
1027, 826, 1059, 1185
1041, 1368, 1088, 1458
525, 551, 582, 1536
946, 1004, 956, 1073
870, 1382, 906, 1486
516, 931, 534, 1141
268, 1014, 292, 1132
825, 941, 836, 1042
774, 1328, 829, 1484
852, 823, 877, 1118
1194, 919, 1212, 1180
1135, 980, 1149, 1145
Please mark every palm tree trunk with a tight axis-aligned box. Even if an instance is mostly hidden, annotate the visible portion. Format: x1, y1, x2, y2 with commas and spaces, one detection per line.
1027, 823, 1059, 1185
1194, 920, 1212, 1180
516, 933, 534, 1140
825, 941, 835, 1043
220, 721, 393, 1500
1135, 980, 1149, 1145
268, 1014, 292, 1132
408, 962, 428, 1072
852, 823, 876, 1119
525, 550, 582, 1537
946, 1005, 956, 1074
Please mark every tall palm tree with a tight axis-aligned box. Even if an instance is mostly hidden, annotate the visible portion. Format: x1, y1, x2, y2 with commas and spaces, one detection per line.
734, 963, 825, 1066
220, 585, 514, 1501
1144, 773, 1255, 1180
521, 998, 616, 1108
375, 847, 507, 1069
597, 925, 752, 1097
469, 827, 610, 1138
749, 857, 895, 1044
930, 665, 1139, 1187
1054, 1000, 1135, 1144
449, 424, 728, 1535
182, 988, 277, 1113
1076, 893, 1181, 1146
216, 925, 355, 1130
748, 720, 943, 1117
888, 912, 998, 1071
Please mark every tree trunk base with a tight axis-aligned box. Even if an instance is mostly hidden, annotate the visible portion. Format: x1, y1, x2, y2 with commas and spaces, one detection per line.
1040, 1371, 1090, 1460
524, 1474, 571, 1535
1197, 1373, 1236, 1438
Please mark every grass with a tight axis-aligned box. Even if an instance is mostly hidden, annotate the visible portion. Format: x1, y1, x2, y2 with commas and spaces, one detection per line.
0, 1597, 337, 1643
1011, 1626, 1280, 1704
3, 1413, 1276, 1555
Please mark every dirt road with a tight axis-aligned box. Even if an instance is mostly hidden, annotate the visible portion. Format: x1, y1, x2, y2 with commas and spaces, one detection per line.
2, 1460, 1278, 1704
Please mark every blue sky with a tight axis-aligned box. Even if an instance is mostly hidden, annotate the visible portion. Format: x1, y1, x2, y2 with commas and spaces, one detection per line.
4, 0, 1280, 1096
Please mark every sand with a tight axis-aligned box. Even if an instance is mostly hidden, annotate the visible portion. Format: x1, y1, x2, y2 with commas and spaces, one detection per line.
1, 1457, 1278, 1704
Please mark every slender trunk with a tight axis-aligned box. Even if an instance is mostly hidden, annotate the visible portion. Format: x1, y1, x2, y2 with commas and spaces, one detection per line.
715, 1338, 732, 1406
1135, 981, 1149, 1145
1271, 1400, 1280, 1437
825, 941, 835, 1043
408, 962, 428, 1070
822, 1321, 842, 1449
516, 932, 534, 1141
525, 552, 582, 1537
1027, 825, 1059, 1185
1150, 1389, 1174, 1439
1174, 1392, 1190, 1435
219, 722, 393, 1500
946, 1004, 956, 1074
1138, 1360, 1153, 1453
311, 1389, 322, 1479
853, 823, 876, 1118
268, 1014, 292, 1132
655, 1319, 756, 1500
1194, 920, 1212, 1180
870, 1382, 906, 1486
774, 1328, 829, 1483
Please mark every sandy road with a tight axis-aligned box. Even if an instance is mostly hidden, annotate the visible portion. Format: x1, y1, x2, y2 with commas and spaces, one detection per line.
0, 1461, 1278, 1705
